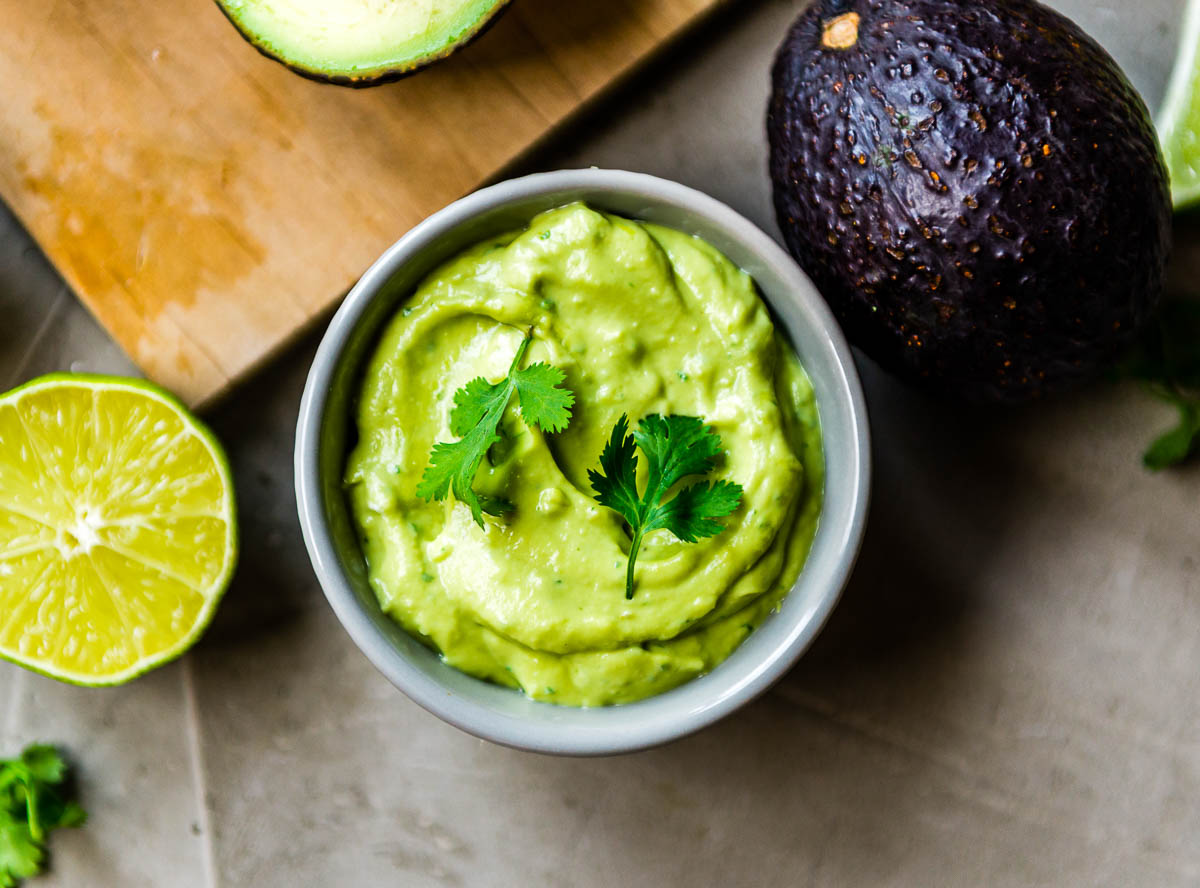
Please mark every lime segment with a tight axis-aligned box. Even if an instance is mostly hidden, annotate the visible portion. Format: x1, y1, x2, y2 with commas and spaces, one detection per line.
0, 375, 236, 685
1160, 0, 1200, 209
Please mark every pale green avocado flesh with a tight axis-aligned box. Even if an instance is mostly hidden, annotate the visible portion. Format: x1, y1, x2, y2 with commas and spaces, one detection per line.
345, 204, 824, 706
217, 0, 509, 82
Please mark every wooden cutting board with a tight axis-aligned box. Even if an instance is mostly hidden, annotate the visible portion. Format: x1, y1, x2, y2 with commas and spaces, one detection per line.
0, 0, 724, 406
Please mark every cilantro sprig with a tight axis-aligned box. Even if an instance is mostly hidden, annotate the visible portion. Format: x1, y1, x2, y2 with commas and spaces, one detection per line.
1118, 299, 1200, 470
0, 745, 86, 886
589, 414, 743, 599
417, 333, 574, 526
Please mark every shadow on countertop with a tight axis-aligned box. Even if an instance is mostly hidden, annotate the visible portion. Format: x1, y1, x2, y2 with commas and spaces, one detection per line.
200, 324, 327, 646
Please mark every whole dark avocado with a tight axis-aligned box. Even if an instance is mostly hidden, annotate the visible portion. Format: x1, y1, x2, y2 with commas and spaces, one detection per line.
767, 0, 1172, 402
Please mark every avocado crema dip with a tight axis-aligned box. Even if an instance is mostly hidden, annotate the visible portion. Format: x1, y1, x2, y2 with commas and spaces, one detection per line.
344, 203, 823, 707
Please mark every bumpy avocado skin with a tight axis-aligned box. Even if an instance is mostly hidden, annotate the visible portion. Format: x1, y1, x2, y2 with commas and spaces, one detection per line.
767, 0, 1171, 402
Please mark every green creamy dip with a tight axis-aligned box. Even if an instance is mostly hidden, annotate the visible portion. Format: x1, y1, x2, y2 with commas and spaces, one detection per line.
345, 203, 823, 707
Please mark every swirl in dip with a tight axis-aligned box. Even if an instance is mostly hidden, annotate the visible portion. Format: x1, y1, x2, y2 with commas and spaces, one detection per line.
345, 203, 822, 706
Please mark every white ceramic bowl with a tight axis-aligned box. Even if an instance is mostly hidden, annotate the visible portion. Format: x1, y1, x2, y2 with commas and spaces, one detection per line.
295, 169, 871, 755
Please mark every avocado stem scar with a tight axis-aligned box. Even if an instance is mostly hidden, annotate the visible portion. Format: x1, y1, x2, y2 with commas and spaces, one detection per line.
821, 12, 860, 50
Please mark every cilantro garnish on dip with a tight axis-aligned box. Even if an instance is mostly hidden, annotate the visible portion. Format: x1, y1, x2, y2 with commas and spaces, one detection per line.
589, 414, 743, 600
418, 333, 574, 525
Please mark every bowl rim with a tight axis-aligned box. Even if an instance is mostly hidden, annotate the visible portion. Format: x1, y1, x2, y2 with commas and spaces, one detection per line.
295, 168, 871, 755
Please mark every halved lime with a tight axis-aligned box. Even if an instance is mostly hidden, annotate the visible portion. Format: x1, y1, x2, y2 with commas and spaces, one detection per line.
0, 374, 237, 685
1160, 0, 1200, 209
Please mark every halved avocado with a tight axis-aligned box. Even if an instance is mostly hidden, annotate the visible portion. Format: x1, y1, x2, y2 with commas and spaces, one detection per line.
216, 0, 514, 86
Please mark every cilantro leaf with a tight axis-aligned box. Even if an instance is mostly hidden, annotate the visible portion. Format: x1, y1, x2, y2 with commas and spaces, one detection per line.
590, 414, 640, 525
51, 804, 86, 831
513, 363, 574, 433
648, 479, 745, 542
17, 748, 64, 788
0, 822, 42, 886
448, 376, 508, 438
633, 415, 723, 500
589, 414, 743, 599
418, 334, 574, 526
0, 744, 85, 886
418, 427, 503, 527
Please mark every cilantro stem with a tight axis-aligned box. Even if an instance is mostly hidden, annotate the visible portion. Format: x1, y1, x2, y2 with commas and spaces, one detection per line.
507, 333, 531, 375
25, 778, 42, 841
625, 526, 645, 600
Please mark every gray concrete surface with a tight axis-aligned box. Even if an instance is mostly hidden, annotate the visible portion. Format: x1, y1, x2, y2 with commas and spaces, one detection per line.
2, 0, 1198, 885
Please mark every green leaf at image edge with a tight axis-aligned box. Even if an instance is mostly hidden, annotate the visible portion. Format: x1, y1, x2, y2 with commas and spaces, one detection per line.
1116, 298, 1200, 470
0, 745, 86, 886
1144, 398, 1200, 470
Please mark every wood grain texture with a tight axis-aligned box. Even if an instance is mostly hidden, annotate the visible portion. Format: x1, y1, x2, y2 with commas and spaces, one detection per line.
0, 0, 720, 405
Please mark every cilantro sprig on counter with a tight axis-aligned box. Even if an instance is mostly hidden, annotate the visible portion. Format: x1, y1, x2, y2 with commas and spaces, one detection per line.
0, 745, 86, 887
417, 333, 574, 526
1118, 299, 1200, 469
589, 414, 743, 599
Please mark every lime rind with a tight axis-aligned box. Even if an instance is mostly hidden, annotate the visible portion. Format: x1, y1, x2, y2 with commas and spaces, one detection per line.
0, 373, 238, 686
1159, 0, 1200, 210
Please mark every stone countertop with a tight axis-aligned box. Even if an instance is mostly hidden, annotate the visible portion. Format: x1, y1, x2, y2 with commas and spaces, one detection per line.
2, 1, 1198, 885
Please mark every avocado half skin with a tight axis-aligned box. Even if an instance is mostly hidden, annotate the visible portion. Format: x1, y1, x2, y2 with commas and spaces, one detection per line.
215, 0, 514, 87
767, 0, 1172, 402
